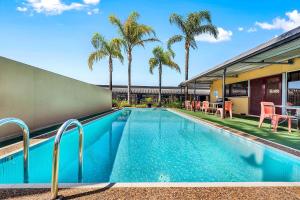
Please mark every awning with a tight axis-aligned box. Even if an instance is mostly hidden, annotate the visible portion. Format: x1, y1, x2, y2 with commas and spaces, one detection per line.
99, 85, 210, 95
180, 26, 300, 87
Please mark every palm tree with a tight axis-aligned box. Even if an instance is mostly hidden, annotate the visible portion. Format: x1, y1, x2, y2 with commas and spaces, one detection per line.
88, 33, 123, 91
149, 46, 180, 107
109, 12, 159, 104
168, 11, 218, 100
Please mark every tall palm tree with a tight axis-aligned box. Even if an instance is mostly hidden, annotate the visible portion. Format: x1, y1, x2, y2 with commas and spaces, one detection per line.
149, 46, 180, 107
88, 33, 123, 91
109, 12, 159, 104
168, 11, 218, 100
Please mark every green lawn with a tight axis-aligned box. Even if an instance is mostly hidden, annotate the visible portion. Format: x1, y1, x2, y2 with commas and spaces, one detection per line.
176, 109, 300, 151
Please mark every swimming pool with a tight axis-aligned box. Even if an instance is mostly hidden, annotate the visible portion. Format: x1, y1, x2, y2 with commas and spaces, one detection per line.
1, 108, 300, 183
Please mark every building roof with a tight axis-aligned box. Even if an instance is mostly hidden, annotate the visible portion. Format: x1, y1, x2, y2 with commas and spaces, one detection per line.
99, 85, 210, 95
180, 26, 300, 86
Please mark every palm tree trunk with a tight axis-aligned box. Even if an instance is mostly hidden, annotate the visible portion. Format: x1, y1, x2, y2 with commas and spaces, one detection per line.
127, 50, 132, 105
184, 41, 190, 101
158, 62, 162, 107
108, 56, 113, 91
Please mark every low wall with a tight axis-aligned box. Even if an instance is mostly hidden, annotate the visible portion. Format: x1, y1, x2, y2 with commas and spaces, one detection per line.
0, 56, 112, 142
230, 97, 249, 115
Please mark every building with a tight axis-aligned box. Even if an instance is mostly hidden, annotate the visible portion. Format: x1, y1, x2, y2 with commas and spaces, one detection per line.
180, 26, 300, 116
99, 85, 210, 104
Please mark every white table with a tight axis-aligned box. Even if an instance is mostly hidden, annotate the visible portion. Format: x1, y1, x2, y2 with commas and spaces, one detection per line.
275, 105, 300, 129
209, 103, 222, 113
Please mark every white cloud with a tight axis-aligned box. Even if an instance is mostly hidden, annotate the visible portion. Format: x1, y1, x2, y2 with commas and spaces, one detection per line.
87, 8, 99, 15
23, 0, 85, 15
17, 6, 28, 12
83, 0, 100, 5
238, 27, 244, 31
18, 0, 100, 15
247, 27, 257, 33
195, 27, 233, 43
255, 10, 300, 32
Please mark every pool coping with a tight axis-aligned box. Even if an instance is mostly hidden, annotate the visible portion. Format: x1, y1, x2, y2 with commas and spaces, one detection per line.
1, 182, 300, 189
0, 109, 121, 159
168, 108, 300, 159
1, 108, 300, 189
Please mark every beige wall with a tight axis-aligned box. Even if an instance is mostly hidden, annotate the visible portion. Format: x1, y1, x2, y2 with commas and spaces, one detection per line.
0, 57, 112, 141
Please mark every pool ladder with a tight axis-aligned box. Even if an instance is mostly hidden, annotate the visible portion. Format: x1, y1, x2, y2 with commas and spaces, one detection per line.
0, 118, 30, 183
51, 119, 84, 200
0, 117, 84, 200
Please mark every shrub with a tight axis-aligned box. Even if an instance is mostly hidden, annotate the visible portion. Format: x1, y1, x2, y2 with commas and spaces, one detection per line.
135, 104, 147, 108
163, 101, 182, 108
112, 99, 120, 108
144, 97, 153, 103
119, 101, 131, 108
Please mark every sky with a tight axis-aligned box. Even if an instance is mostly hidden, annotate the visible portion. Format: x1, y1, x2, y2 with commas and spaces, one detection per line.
0, 0, 300, 86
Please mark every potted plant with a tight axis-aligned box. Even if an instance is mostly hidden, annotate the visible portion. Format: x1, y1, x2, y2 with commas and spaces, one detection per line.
145, 97, 153, 108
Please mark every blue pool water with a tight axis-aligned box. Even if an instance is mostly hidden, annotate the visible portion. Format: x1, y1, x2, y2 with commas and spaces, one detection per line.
1, 108, 300, 183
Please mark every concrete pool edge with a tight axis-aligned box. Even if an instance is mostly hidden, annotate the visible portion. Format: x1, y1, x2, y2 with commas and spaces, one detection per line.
168, 108, 300, 158
1, 182, 300, 189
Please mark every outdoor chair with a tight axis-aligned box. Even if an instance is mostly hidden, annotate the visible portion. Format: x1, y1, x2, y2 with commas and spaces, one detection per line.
195, 101, 201, 111
258, 102, 291, 133
215, 101, 233, 119
185, 101, 192, 110
191, 101, 195, 111
201, 101, 210, 114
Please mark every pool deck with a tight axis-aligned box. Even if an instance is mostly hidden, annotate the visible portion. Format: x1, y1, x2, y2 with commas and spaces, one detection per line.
1, 186, 300, 199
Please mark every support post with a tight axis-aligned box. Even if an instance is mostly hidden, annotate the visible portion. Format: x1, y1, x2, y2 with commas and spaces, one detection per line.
180, 86, 183, 108
194, 81, 197, 112
222, 68, 227, 119
282, 72, 287, 114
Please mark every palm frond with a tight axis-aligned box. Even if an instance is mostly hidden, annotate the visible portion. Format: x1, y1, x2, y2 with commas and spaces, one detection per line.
134, 37, 159, 48
138, 24, 156, 37
112, 49, 124, 64
195, 10, 212, 23
196, 24, 218, 38
91, 33, 106, 49
169, 13, 186, 33
149, 58, 159, 74
162, 51, 180, 73
128, 11, 140, 22
167, 35, 183, 57
87, 50, 107, 70
166, 59, 180, 73
109, 15, 126, 38
189, 38, 197, 49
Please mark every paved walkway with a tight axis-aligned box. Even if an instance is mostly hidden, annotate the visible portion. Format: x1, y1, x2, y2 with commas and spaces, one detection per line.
1, 187, 300, 200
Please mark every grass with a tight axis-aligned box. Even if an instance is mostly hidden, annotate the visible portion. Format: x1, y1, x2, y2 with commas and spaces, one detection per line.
176, 108, 300, 151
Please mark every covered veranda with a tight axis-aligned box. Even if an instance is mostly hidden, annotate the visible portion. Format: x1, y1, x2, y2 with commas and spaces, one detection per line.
180, 26, 300, 118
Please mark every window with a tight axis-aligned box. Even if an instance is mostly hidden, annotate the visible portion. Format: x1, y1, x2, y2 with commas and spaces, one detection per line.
288, 71, 300, 106
225, 81, 248, 97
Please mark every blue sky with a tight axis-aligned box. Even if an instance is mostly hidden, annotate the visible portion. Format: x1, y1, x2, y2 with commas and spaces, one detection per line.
0, 0, 300, 86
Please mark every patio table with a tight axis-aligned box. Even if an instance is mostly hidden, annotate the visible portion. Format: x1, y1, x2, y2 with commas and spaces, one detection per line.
275, 105, 300, 129
209, 102, 221, 114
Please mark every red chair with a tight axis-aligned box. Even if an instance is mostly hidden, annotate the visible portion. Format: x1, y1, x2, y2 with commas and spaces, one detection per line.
215, 101, 233, 119
258, 102, 291, 133
191, 101, 195, 111
201, 101, 210, 114
195, 101, 201, 111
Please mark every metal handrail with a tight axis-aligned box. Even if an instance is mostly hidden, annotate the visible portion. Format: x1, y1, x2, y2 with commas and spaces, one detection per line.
51, 119, 84, 200
0, 118, 30, 183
